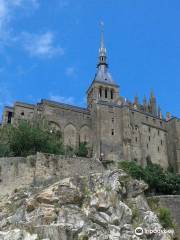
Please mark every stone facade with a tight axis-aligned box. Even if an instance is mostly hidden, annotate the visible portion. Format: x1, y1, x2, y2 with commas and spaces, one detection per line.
1, 32, 180, 173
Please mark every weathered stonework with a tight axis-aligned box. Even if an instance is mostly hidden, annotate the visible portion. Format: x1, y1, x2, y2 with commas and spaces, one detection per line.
1, 33, 180, 173
0, 152, 104, 196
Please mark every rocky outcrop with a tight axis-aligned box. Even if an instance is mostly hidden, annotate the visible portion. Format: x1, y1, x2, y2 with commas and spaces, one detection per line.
0, 169, 175, 240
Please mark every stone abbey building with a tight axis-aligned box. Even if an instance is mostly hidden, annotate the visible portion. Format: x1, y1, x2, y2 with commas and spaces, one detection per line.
2, 31, 180, 173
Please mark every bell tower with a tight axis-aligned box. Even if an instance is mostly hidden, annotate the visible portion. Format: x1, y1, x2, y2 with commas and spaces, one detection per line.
87, 24, 119, 109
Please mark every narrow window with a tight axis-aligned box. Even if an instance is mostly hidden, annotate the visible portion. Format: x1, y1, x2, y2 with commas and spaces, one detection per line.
158, 146, 160, 152
147, 144, 149, 149
160, 121, 162, 126
135, 137, 138, 142
149, 136, 151, 141
7, 112, 13, 124
161, 140, 163, 145
149, 127, 151, 133
99, 88, 102, 97
111, 89, 114, 99
111, 129, 114, 136
105, 88, 108, 98
158, 130, 160, 136
112, 118, 114, 123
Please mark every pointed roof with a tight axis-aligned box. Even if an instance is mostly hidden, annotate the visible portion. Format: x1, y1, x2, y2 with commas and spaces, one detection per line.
94, 65, 115, 84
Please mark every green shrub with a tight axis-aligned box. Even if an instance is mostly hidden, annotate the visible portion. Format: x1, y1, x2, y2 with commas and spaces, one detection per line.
158, 207, 174, 229
119, 160, 180, 195
76, 142, 88, 157
118, 161, 145, 180
0, 120, 64, 157
65, 145, 74, 157
147, 197, 160, 211
0, 143, 12, 157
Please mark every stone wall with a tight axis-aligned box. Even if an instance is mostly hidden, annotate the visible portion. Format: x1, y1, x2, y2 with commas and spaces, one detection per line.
149, 195, 180, 237
129, 108, 169, 168
0, 153, 104, 196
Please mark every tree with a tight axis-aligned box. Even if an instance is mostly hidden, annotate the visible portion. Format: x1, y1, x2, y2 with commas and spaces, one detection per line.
0, 120, 64, 157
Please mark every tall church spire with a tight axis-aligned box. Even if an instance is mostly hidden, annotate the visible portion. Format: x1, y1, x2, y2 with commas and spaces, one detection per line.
92, 22, 117, 85
98, 21, 108, 67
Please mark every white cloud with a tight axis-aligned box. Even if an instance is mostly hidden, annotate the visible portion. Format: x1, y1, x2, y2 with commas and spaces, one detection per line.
49, 94, 75, 105
0, 0, 39, 44
65, 66, 77, 77
22, 32, 64, 58
0, 1, 64, 60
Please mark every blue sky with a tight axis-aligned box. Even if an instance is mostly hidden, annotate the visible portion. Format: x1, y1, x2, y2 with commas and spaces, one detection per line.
0, 0, 180, 118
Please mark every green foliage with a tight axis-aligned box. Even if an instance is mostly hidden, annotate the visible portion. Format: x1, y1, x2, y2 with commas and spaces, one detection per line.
158, 207, 174, 229
119, 161, 146, 180
78, 233, 89, 240
147, 197, 160, 211
65, 145, 74, 157
0, 143, 11, 157
0, 120, 64, 157
76, 142, 88, 157
119, 160, 180, 195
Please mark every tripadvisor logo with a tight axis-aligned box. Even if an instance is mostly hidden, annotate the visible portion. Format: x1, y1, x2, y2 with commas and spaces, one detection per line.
135, 227, 174, 236
135, 227, 144, 236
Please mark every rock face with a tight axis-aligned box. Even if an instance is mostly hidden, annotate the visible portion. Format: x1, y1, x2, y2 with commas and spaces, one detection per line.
0, 169, 175, 240
0, 229, 38, 240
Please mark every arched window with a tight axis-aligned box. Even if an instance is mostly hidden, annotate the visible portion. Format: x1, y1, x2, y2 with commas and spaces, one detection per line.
105, 88, 108, 98
111, 89, 114, 99
64, 124, 77, 147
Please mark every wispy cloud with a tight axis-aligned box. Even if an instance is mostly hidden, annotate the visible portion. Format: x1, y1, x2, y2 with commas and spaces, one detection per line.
0, 1, 64, 60
22, 32, 64, 58
0, 0, 39, 44
65, 66, 77, 77
49, 93, 75, 105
